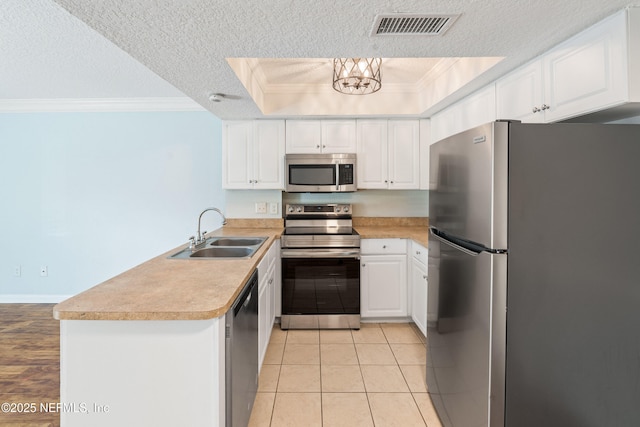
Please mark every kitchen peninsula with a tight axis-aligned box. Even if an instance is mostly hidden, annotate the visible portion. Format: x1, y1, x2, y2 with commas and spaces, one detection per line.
53, 221, 283, 427
53, 217, 428, 427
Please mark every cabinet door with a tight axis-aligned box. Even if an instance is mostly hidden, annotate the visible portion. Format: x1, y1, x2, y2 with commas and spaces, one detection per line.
356, 120, 388, 189
285, 120, 322, 153
419, 119, 430, 190
411, 257, 428, 337
253, 120, 285, 189
544, 10, 627, 122
322, 120, 356, 153
496, 60, 545, 123
223, 121, 253, 189
274, 242, 282, 317
361, 254, 408, 318
388, 120, 420, 190
430, 106, 458, 144
459, 84, 497, 131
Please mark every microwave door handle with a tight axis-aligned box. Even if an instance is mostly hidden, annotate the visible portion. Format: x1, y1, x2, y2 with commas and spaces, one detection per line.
335, 165, 340, 191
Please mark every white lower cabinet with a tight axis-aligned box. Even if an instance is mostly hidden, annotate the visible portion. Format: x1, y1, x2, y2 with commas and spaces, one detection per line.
258, 241, 278, 371
410, 241, 428, 336
360, 239, 408, 319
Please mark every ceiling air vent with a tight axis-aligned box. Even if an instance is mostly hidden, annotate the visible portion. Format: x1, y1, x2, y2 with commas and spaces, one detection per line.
371, 13, 460, 36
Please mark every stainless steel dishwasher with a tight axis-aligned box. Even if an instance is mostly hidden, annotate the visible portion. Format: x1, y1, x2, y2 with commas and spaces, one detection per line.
225, 269, 258, 427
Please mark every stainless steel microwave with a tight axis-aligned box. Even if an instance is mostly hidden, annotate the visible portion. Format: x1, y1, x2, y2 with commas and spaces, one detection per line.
285, 153, 357, 192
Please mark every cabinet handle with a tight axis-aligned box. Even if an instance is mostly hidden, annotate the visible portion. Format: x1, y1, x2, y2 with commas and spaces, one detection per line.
382, 245, 387, 249
416, 251, 421, 255
532, 106, 541, 113
423, 275, 428, 280
322, 145, 326, 148
541, 104, 550, 111
362, 264, 366, 267
316, 144, 320, 149
384, 180, 388, 183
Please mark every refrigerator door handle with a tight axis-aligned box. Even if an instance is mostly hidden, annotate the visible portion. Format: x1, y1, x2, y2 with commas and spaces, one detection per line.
429, 227, 508, 256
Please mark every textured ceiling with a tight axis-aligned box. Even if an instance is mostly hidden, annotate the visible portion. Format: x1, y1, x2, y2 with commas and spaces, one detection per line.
5, 0, 637, 118
0, 0, 186, 100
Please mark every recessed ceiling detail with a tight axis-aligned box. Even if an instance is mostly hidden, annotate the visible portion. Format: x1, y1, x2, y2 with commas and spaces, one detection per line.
371, 14, 460, 36
226, 56, 503, 116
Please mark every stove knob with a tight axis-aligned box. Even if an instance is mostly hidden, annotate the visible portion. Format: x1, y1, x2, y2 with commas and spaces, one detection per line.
335, 207, 342, 213
288, 206, 294, 213
296, 207, 302, 213
343, 206, 349, 213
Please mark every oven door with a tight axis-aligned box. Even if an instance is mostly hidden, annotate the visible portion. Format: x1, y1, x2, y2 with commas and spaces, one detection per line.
281, 249, 360, 329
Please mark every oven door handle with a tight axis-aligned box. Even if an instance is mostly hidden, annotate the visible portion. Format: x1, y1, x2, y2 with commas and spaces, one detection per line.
281, 249, 361, 259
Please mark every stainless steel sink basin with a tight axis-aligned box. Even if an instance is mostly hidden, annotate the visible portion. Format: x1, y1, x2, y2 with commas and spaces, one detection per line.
169, 236, 267, 259
190, 247, 254, 258
209, 238, 265, 247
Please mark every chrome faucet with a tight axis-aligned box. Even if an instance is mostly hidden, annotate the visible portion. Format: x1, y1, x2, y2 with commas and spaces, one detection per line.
195, 207, 227, 245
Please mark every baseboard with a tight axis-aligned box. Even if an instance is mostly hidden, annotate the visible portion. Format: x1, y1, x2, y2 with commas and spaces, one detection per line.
0, 294, 73, 303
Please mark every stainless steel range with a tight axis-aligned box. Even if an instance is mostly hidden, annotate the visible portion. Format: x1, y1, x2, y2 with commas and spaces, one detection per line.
280, 204, 360, 330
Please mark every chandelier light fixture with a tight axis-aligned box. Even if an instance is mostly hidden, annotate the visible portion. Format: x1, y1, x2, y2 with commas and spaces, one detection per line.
332, 58, 382, 95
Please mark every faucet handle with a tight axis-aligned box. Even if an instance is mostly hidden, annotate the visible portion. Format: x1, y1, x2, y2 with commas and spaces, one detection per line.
188, 236, 196, 249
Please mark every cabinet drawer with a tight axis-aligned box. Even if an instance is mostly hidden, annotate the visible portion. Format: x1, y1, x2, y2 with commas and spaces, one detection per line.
361, 239, 407, 255
411, 241, 428, 265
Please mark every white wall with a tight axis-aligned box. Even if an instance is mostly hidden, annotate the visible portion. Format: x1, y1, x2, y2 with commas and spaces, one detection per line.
607, 115, 640, 124
0, 111, 223, 301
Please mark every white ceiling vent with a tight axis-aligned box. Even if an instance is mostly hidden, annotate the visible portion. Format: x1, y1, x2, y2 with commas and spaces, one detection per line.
371, 14, 460, 36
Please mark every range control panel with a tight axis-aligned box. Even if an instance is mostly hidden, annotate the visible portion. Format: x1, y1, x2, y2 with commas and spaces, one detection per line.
285, 204, 352, 216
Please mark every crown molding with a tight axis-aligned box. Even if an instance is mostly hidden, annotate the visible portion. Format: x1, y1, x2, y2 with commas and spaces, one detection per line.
0, 97, 206, 113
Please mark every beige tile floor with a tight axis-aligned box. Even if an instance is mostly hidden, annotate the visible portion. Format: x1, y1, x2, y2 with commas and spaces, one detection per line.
249, 322, 443, 427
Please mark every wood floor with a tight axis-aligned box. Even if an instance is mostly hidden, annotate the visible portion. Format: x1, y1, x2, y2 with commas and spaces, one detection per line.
0, 303, 60, 427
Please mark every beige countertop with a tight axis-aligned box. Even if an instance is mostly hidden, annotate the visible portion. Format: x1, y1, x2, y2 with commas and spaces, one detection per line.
53, 217, 428, 322
54, 226, 284, 321
353, 217, 429, 247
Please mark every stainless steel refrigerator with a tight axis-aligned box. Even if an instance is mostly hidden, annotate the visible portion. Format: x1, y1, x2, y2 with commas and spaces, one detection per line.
427, 121, 640, 427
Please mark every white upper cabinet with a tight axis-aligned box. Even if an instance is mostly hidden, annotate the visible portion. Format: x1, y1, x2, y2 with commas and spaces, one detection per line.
357, 119, 420, 190
321, 120, 357, 153
496, 60, 545, 123
419, 119, 431, 190
497, 9, 635, 123
356, 120, 388, 189
285, 120, 356, 153
430, 84, 497, 143
543, 9, 628, 122
223, 120, 285, 189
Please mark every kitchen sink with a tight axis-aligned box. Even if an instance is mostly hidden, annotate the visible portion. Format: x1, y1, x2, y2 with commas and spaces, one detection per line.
209, 238, 265, 247
169, 236, 267, 259
190, 247, 254, 258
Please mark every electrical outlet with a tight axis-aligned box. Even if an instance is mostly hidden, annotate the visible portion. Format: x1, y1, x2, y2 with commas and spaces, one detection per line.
269, 203, 278, 214
40, 265, 48, 277
255, 202, 267, 214
14, 265, 21, 277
